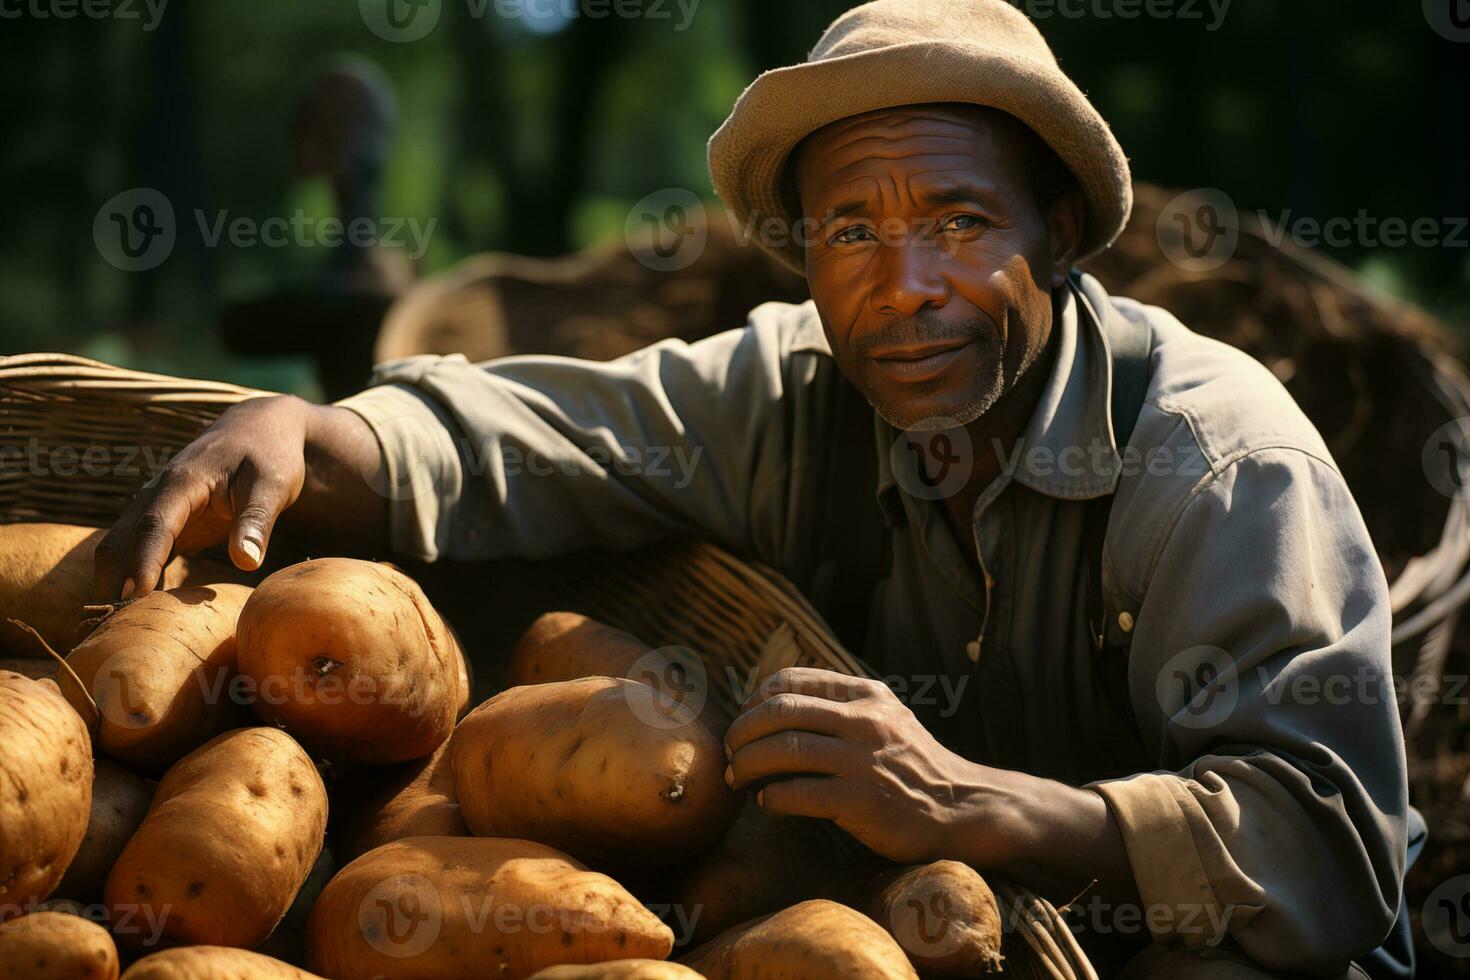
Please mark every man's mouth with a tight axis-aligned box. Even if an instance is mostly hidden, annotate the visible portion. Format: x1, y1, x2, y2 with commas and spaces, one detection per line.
867, 338, 975, 380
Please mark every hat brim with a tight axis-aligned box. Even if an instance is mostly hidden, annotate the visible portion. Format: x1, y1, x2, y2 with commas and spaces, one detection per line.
708, 40, 1132, 276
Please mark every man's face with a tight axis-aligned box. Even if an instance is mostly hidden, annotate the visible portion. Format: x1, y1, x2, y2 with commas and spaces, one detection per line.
792, 104, 1080, 431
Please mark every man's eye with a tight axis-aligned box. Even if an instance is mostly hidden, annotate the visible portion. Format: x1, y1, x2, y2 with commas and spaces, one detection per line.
832, 225, 875, 245
942, 214, 986, 232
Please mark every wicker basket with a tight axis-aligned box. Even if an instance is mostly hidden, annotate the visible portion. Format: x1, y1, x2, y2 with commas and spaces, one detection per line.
0, 352, 1097, 979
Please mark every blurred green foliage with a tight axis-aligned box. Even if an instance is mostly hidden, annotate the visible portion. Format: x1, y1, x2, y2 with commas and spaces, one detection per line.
0, 0, 1465, 396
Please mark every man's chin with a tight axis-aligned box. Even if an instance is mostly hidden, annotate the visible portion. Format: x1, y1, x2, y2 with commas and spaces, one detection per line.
870, 390, 998, 432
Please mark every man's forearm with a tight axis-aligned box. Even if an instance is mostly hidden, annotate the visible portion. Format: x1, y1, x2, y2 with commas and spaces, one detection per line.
283, 403, 391, 556
951, 765, 1142, 911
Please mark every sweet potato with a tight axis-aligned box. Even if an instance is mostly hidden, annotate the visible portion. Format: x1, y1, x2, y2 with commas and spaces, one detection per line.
506, 613, 729, 735
53, 759, 155, 903
681, 900, 918, 979
66, 584, 255, 772
528, 963, 706, 979
863, 861, 1003, 975
120, 947, 325, 979
255, 846, 337, 969
0, 523, 212, 658
306, 836, 674, 980
336, 742, 467, 862
237, 559, 459, 764
669, 801, 882, 945
451, 677, 740, 870
0, 671, 93, 917
0, 909, 118, 980
103, 727, 327, 954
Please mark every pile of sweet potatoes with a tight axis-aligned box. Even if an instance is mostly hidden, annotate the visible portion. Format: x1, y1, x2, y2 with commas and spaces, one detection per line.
0, 522, 1008, 979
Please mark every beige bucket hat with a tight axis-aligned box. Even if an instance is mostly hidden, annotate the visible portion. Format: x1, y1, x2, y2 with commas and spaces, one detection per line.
707, 0, 1132, 276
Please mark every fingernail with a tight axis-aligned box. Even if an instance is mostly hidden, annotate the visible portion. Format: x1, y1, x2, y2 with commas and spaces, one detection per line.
723, 765, 733, 786
756, 789, 765, 806
240, 538, 262, 566
120, 577, 136, 600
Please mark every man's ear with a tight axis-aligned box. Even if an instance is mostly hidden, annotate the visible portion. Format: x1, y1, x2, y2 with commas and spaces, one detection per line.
1045, 188, 1085, 289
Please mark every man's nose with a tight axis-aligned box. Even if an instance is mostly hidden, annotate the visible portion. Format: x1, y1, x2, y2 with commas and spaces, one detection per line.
868, 233, 951, 318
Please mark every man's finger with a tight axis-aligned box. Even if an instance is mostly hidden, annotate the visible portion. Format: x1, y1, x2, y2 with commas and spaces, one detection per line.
754, 775, 853, 821
227, 465, 294, 571
743, 667, 884, 710
724, 692, 858, 756
120, 476, 203, 599
725, 731, 853, 790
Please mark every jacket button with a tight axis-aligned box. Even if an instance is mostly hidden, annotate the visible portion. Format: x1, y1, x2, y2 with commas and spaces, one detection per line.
1118, 610, 1135, 633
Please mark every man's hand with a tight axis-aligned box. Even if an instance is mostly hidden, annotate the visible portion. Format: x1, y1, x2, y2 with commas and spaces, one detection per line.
723, 667, 1023, 865
94, 395, 389, 600
723, 667, 1141, 906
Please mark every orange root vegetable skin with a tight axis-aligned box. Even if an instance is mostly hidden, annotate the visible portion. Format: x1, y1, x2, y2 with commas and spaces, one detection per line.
0, 671, 93, 917
306, 836, 674, 980
236, 559, 459, 764
451, 676, 740, 871
66, 584, 255, 773
103, 727, 327, 954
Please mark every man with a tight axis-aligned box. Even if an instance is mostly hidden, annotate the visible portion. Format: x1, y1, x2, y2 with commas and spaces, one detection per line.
98, 1, 1413, 975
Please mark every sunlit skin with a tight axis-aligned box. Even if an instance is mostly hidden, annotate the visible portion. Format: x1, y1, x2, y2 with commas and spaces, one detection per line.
723, 105, 1143, 913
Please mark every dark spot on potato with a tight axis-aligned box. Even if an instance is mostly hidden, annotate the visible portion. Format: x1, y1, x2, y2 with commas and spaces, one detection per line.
248, 782, 268, 798
136, 884, 150, 898
16, 788, 27, 803
617, 930, 628, 946
560, 930, 573, 946
187, 881, 204, 896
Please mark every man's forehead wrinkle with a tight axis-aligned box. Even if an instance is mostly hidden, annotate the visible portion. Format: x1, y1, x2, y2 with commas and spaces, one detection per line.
815, 149, 985, 186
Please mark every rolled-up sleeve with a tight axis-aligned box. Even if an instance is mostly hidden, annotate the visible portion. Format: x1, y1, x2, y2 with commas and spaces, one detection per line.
335, 303, 812, 564
1090, 447, 1408, 973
